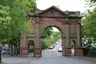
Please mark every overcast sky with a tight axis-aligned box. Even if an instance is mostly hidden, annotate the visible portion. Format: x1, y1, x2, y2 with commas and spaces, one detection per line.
36, 0, 87, 12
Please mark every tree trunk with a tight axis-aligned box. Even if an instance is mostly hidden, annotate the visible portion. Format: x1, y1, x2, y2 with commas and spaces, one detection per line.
9, 43, 14, 56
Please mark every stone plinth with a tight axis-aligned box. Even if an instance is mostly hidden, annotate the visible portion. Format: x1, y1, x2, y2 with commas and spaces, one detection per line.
76, 48, 83, 56
65, 48, 71, 56
20, 49, 28, 55
34, 48, 42, 57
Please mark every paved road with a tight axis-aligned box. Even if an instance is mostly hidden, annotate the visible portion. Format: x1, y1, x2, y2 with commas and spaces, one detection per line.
2, 43, 96, 64
2, 55, 96, 64
31, 56, 96, 64
42, 43, 62, 58
31, 44, 96, 64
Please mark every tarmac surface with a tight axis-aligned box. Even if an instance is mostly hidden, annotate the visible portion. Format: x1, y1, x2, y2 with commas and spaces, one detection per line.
2, 43, 96, 64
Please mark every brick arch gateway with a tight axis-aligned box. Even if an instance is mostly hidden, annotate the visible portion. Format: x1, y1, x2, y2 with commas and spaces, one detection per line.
20, 6, 83, 57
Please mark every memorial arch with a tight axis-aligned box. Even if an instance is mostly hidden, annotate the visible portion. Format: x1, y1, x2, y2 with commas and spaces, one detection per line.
20, 6, 83, 57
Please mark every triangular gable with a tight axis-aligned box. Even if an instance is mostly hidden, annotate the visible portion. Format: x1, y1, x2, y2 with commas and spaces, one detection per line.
35, 6, 69, 17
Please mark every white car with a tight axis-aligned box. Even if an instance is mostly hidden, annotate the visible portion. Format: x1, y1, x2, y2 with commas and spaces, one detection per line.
48, 46, 54, 49
58, 47, 62, 52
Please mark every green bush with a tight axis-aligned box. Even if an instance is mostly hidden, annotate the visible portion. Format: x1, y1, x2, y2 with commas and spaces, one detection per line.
83, 48, 90, 56
83, 47, 96, 57
41, 39, 48, 49
87, 47, 96, 57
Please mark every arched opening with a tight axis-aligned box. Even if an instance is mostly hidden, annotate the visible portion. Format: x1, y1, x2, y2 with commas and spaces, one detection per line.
41, 26, 63, 57
28, 40, 35, 56
70, 40, 76, 56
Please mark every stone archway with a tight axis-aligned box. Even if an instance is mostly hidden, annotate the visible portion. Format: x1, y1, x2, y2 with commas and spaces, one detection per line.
28, 40, 34, 53
40, 25, 64, 56
20, 6, 83, 57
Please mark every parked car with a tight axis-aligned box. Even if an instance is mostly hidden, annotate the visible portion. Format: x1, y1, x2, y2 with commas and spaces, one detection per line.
1, 49, 9, 55
48, 46, 54, 49
53, 44, 56, 47
58, 47, 62, 52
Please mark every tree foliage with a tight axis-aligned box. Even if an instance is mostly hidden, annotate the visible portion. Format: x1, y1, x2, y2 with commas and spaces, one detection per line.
82, 0, 96, 46
86, 0, 96, 7
0, 0, 37, 41
82, 0, 96, 57
41, 30, 61, 49
0, 5, 11, 41
82, 8, 96, 43
41, 27, 53, 39
90, 0, 96, 3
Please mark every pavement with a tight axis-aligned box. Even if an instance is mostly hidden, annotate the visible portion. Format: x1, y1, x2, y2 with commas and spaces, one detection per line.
2, 43, 96, 64
31, 56, 96, 64
2, 55, 96, 64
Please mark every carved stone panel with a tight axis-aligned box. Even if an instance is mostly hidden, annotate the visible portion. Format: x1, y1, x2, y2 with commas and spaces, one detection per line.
41, 9, 65, 17
70, 25, 76, 36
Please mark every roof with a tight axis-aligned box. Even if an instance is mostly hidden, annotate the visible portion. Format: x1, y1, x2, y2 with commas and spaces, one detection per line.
28, 6, 81, 18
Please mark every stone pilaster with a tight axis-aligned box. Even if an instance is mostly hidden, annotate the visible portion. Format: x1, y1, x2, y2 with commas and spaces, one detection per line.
76, 24, 81, 47
35, 23, 40, 48
65, 24, 70, 48
65, 24, 71, 56
76, 24, 83, 56
20, 33, 28, 56
61, 36, 66, 56
34, 17, 42, 57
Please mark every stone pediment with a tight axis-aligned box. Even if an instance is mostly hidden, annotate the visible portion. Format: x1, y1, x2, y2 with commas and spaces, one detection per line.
38, 6, 68, 17
30, 6, 69, 17
28, 6, 81, 19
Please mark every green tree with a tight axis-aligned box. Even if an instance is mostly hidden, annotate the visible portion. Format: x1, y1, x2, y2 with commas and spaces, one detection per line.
0, 5, 11, 41
0, 0, 37, 56
82, 8, 96, 44
0, 5, 11, 62
41, 27, 53, 39
41, 30, 61, 49
51, 32, 61, 41
82, 0, 96, 57
0, 0, 37, 40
